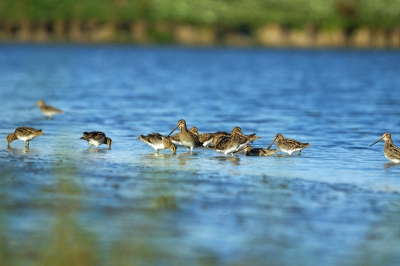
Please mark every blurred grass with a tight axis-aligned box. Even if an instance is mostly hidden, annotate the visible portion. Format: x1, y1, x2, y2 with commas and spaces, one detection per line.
0, 0, 400, 29
352, 199, 400, 266
0, 165, 98, 266
1, 160, 400, 265
36, 169, 98, 266
0, 163, 187, 266
1, 144, 399, 265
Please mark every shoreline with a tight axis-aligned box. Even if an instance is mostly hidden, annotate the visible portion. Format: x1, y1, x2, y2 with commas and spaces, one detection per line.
1, 21, 399, 48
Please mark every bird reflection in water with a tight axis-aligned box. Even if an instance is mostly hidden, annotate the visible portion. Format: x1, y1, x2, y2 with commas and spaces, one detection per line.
384, 162, 400, 169
7, 146, 32, 154
214, 155, 240, 166
177, 152, 199, 166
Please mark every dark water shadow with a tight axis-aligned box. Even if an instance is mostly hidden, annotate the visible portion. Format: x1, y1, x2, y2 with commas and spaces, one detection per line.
7, 146, 32, 155
148, 153, 176, 158
177, 151, 199, 157
82, 148, 108, 154
34, 115, 61, 121
175, 152, 200, 166
212, 155, 241, 166
276, 153, 302, 157
384, 162, 400, 169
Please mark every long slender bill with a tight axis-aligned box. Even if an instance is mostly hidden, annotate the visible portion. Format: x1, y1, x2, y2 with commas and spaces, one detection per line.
266, 137, 277, 150
167, 125, 179, 137
240, 134, 251, 143
370, 137, 383, 147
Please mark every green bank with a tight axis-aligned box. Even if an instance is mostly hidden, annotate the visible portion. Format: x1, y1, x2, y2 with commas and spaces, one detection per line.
1, 0, 400, 46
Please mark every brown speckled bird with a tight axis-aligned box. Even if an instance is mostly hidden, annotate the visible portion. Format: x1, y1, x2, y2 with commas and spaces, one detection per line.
267, 133, 310, 155
34, 99, 63, 119
138, 132, 177, 154
168, 119, 201, 152
242, 145, 278, 156
370, 132, 400, 163
80, 131, 112, 150
212, 126, 249, 156
7, 127, 45, 148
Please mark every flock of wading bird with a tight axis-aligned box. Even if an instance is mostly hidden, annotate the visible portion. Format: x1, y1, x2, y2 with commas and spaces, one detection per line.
138, 119, 310, 156
6, 100, 112, 150
5, 100, 400, 162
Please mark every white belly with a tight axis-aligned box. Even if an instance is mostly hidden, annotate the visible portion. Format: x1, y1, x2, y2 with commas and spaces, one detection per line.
18, 135, 35, 141
223, 144, 240, 155
147, 142, 166, 151
89, 139, 102, 147
385, 154, 400, 163
181, 139, 194, 148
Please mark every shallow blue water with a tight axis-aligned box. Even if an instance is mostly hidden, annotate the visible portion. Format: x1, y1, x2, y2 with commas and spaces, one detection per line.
1, 44, 400, 265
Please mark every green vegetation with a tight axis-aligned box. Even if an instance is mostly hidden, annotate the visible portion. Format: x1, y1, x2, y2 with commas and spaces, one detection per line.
0, 0, 400, 29
0, 162, 189, 266
1, 147, 400, 265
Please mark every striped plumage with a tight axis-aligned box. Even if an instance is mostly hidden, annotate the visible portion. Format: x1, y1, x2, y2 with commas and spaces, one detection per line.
80, 131, 112, 150
242, 145, 278, 156
267, 133, 310, 155
138, 132, 177, 154
190, 127, 234, 148
370, 132, 400, 163
6, 127, 45, 148
213, 126, 249, 156
237, 133, 261, 150
168, 119, 201, 152
209, 131, 233, 147
169, 126, 198, 147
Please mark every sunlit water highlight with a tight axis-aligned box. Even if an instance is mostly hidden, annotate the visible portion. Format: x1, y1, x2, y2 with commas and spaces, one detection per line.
0, 44, 400, 265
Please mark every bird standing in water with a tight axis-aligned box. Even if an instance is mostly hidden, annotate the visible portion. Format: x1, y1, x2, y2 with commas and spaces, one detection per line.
241, 144, 278, 156
6, 127, 45, 148
370, 132, 400, 163
80, 131, 112, 150
267, 133, 310, 155
212, 126, 250, 156
33, 99, 63, 119
168, 119, 201, 152
138, 132, 177, 154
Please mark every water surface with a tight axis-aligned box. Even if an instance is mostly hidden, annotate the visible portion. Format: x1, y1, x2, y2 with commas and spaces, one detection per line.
0, 44, 400, 265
